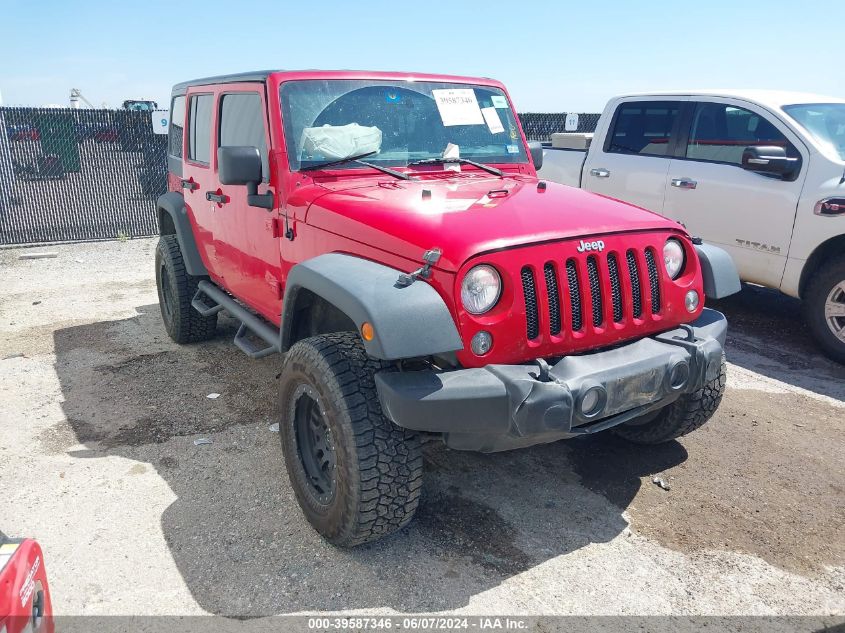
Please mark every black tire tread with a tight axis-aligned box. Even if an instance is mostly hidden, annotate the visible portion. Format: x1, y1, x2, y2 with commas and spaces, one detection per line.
155, 235, 217, 343
614, 354, 726, 444
281, 332, 423, 546
803, 254, 845, 364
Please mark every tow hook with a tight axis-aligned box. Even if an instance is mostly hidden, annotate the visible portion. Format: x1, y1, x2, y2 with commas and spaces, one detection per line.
395, 248, 441, 287
534, 358, 552, 382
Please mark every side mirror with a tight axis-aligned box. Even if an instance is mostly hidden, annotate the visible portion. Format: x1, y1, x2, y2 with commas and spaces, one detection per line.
218, 146, 262, 186
527, 140, 543, 171
217, 146, 273, 209
741, 145, 800, 180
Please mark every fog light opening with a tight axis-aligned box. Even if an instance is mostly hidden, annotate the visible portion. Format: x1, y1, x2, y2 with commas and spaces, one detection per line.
471, 331, 493, 356
669, 360, 690, 390
579, 385, 607, 418
685, 290, 700, 313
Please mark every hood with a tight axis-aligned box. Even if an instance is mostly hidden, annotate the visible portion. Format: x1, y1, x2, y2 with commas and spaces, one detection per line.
304, 173, 683, 271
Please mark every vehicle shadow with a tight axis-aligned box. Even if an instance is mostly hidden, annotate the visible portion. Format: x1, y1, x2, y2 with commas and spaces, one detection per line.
51, 305, 688, 614
708, 284, 845, 400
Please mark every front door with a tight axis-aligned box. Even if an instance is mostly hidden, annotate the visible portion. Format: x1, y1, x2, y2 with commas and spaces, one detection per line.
212, 87, 282, 323
582, 99, 685, 214
663, 100, 806, 288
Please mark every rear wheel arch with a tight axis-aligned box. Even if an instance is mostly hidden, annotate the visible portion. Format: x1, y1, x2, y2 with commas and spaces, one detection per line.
155, 191, 208, 277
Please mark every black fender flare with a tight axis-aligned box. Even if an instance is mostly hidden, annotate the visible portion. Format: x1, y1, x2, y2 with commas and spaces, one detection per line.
281, 254, 464, 360
156, 191, 208, 277
694, 243, 741, 299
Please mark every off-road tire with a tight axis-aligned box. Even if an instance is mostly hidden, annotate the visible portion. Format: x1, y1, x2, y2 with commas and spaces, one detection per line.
155, 235, 217, 343
804, 256, 845, 364
613, 354, 726, 444
279, 332, 423, 546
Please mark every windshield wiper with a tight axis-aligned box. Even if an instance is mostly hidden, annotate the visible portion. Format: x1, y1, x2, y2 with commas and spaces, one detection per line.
300, 151, 413, 180
407, 157, 503, 177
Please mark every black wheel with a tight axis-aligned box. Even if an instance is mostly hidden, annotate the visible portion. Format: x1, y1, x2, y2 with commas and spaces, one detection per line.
614, 354, 726, 444
155, 235, 217, 343
804, 256, 845, 364
279, 332, 423, 546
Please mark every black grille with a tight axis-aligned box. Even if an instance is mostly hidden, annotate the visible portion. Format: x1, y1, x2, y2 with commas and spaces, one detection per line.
586, 256, 603, 327
566, 259, 583, 331
521, 267, 540, 340
644, 248, 661, 314
608, 254, 623, 322
627, 250, 643, 319
543, 263, 562, 335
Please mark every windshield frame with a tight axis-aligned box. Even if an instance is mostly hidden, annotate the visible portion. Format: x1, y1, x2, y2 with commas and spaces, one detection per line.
278, 78, 529, 174
782, 102, 845, 162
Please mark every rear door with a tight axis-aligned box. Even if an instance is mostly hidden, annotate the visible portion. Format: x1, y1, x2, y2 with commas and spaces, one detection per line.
663, 99, 806, 287
583, 98, 685, 213
181, 90, 219, 277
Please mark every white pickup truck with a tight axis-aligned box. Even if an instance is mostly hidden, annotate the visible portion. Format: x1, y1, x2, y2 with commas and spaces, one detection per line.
538, 90, 845, 362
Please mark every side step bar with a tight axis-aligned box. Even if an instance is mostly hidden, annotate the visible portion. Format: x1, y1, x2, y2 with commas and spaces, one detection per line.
192, 281, 280, 359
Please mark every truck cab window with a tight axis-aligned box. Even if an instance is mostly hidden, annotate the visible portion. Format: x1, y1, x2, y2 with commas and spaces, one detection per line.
219, 93, 269, 179
686, 102, 797, 165
168, 96, 185, 158
607, 101, 680, 157
188, 94, 213, 164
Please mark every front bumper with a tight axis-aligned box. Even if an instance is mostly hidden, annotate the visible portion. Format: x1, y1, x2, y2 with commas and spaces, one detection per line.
375, 308, 727, 452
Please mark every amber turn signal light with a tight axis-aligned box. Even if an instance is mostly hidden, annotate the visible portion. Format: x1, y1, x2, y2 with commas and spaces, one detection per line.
361, 322, 375, 341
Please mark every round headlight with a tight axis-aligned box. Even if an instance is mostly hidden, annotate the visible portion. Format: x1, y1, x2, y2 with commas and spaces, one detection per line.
461, 265, 502, 315
663, 239, 685, 279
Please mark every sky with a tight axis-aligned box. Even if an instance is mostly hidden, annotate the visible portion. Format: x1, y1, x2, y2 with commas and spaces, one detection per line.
1, 0, 843, 112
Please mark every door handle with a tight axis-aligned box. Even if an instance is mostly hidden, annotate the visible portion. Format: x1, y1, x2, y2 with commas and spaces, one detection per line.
590, 168, 610, 178
205, 191, 229, 204
671, 178, 697, 190
181, 179, 199, 191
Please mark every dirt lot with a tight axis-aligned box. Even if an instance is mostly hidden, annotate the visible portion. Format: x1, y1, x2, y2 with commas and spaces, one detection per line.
1, 238, 843, 616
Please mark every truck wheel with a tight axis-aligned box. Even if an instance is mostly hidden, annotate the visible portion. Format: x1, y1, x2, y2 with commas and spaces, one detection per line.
804, 256, 845, 364
155, 235, 217, 343
278, 332, 423, 546
613, 354, 726, 444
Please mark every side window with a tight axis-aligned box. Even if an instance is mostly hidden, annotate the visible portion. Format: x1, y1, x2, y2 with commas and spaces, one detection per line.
219, 93, 269, 179
188, 94, 213, 164
606, 101, 681, 157
686, 102, 798, 165
168, 96, 185, 158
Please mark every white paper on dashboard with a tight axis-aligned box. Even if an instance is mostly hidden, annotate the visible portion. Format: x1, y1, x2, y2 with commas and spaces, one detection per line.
432, 89, 484, 126
481, 107, 504, 134
490, 95, 508, 108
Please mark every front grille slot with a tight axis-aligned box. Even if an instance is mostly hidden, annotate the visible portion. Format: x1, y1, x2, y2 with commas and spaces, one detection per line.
586, 256, 603, 327
607, 253, 623, 322
566, 259, 583, 331
512, 241, 663, 344
626, 250, 643, 319
543, 263, 561, 335
521, 267, 540, 340
644, 248, 661, 313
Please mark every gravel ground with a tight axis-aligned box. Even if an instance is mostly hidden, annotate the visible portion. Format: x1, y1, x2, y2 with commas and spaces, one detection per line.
0, 238, 843, 617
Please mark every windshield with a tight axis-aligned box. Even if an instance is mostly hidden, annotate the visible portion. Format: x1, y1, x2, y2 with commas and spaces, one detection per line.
782, 103, 845, 161
280, 79, 527, 171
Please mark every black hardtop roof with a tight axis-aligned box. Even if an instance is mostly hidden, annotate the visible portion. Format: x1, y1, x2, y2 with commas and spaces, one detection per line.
172, 70, 280, 94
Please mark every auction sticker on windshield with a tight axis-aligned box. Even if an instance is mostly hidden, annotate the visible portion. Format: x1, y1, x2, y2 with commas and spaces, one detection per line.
432, 89, 484, 126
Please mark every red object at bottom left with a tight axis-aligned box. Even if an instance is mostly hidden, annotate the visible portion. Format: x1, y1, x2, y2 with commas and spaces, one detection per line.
0, 538, 53, 633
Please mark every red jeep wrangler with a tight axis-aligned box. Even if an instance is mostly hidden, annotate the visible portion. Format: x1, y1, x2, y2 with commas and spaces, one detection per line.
156, 70, 739, 546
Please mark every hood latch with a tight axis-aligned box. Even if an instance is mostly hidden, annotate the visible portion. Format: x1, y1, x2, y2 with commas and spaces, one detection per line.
395, 248, 441, 287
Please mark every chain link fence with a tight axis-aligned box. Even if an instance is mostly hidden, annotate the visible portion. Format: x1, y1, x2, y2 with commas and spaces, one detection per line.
518, 112, 601, 142
0, 107, 167, 245
0, 107, 598, 246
